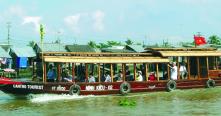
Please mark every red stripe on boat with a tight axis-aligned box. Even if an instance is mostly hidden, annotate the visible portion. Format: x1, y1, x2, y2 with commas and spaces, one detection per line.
0, 77, 23, 85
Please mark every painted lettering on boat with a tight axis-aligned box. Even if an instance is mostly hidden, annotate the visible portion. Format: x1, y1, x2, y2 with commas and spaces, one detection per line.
13, 84, 43, 90
86, 85, 113, 91
51, 85, 66, 91
148, 85, 156, 89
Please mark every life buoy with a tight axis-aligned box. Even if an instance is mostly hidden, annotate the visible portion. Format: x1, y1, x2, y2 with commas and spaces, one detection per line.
206, 79, 215, 88
120, 82, 131, 95
69, 84, 81, 95
166, 80, 176, 92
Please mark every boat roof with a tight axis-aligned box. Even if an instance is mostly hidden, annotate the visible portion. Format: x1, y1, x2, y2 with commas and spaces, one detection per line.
43, 52, 169, 63
147, 48, 221, 57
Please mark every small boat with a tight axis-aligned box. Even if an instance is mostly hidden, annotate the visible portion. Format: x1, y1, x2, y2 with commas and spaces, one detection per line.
1, 47, 221, 95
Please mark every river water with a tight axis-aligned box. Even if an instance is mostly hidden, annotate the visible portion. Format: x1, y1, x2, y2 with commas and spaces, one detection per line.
0, 87, 221, 116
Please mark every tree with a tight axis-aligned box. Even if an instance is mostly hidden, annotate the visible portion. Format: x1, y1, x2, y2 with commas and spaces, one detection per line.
107, 41, 122, 46
208, 35, 221, 45
88, 41, 97, 48
125, 38, 133, 45
28, 40, 35, 47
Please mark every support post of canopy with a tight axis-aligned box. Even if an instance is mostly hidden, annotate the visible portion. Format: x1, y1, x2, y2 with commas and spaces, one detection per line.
110, 64, 113, 82
156, 63, 159, 81
122, 63, 126, 81
187, 57, 190, 80
206, 57, 209, 78
167, 64, 170, 80
197, 57, 200, 79
177, 57, 180, 80
98, 63, 101, 82
43, 63, 47, 82
72, 63, 75, 82
134, 63, 136, 81
57, 63, 61, 82
145, 63, 148, 81
85, 63, 88, 82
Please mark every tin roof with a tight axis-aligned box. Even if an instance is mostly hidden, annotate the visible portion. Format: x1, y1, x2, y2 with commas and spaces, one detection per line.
10, 46, 36, 57
0, 47, 11, 58
65, 45, 99, 52
36, 43, 66, 52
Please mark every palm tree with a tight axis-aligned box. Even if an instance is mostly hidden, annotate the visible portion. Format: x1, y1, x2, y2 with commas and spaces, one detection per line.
88, 41, 97, 48
208, 35, 221, 45
125, 38, 133, 45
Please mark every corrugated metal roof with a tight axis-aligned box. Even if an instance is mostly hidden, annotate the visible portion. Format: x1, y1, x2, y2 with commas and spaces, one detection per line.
126, 45, 145, 52
44, 56, 169, 63
10, 46, 36, 57
66, 45, 99, 52
36, 43, 66, 52
0, 47, 11, 58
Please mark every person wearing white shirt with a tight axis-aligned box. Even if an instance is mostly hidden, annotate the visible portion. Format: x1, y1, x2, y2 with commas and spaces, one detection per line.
88, 73, 95, 83
136, 71, 143, 81
179, 63, 187, 79
105, 72, 111, 82
168, 62, 178, 80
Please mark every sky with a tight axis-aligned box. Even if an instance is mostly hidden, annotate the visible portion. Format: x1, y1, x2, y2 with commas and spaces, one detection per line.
0, 0, 221, 46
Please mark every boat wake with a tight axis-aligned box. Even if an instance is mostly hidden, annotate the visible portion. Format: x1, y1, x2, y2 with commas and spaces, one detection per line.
29, 94, 95, 103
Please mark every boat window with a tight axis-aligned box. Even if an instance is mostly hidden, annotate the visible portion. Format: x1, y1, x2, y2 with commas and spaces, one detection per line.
209, 57, 217, 70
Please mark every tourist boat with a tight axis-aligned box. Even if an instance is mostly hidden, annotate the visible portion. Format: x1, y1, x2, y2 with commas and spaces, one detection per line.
1, 47, 221, 95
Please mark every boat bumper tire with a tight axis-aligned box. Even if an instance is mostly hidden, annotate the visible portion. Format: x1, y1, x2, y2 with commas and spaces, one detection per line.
69, 84, 81, 95
166, 80, 176, 92
206, 79, 215, 88
120, 82, 131, 95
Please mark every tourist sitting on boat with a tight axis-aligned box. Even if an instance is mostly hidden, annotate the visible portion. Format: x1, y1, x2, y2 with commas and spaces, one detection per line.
148, 72, 155, 81
179, 62, 187, 79
62, 68, 72, 82
105, 72, 111, 82
114, 70, 123, 82
47, 64, 56, 82
136, 71, 143, 81
168, 62, 177, 80
88, 73, 95, 83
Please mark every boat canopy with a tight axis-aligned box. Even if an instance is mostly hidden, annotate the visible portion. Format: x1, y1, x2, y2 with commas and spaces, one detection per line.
156, 51, 221, 57
42, 52, 169, 63
44, 56, 169, 63
145, 48, 221, 57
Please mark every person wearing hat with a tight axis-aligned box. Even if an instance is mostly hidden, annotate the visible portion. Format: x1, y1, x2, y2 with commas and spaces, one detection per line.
136, 70, 143, 81
168, 62, 178, 80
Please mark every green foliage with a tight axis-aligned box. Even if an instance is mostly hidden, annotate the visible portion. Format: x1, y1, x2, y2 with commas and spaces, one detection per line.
118, 98, 136, 106
88, 41, 97, 48
208, 35, 221, 45
28, 41, 35, 47
125, 38, 133, 45
40, 24, 45, 42
107, 41, 122, 46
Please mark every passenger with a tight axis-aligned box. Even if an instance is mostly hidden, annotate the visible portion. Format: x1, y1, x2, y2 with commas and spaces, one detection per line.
88, 73, 95, 83
104, 72, 111, 82
168, 62, 178, 80
136, 71, 143, 81
47, 64, 56, 82
62, 68, 72, 82
148, 72, 155, 81
179, 62, 187, 79
115, 70, 123, 82
125, 66, 131, 81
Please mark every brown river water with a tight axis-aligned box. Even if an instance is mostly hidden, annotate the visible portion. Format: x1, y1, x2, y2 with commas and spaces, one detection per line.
1, 87, 221, 116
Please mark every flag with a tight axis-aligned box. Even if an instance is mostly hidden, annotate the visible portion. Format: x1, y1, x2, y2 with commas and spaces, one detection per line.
194, 35, 206, 46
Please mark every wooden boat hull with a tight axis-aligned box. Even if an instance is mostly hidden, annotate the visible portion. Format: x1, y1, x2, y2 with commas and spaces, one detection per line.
1, 77, 221, 95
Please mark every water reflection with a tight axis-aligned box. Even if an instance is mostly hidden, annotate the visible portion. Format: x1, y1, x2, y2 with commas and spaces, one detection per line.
1, 88, 221, 115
